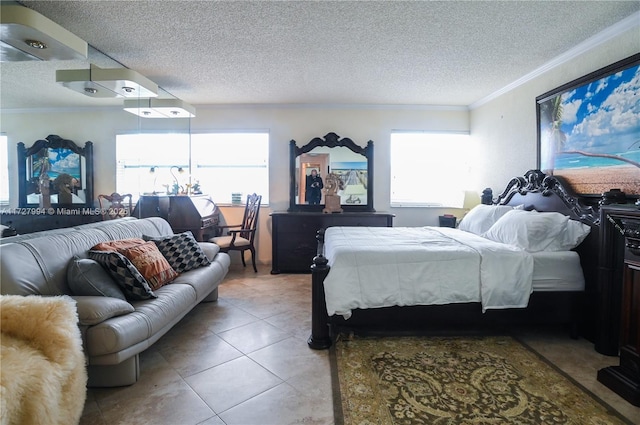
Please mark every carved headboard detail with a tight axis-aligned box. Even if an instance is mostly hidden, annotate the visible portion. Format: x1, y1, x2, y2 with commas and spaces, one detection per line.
495, 169, 599, 226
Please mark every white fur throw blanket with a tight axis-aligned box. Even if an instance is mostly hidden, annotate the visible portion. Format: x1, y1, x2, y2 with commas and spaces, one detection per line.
1, 295, 87, 425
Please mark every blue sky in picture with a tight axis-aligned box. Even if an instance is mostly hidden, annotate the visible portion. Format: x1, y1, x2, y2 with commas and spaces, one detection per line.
49, 149, 81, 179
555, 63, 640, 169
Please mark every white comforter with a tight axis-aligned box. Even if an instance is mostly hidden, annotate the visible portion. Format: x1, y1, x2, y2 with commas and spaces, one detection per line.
323, 226, 534, 318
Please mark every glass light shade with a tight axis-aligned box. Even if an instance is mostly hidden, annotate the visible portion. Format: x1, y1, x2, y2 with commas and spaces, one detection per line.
124, 98, 195, 118
56, 64, 158, 98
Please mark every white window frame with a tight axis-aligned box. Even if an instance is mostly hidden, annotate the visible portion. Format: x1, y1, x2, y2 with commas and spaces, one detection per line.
390, 131, 474, 208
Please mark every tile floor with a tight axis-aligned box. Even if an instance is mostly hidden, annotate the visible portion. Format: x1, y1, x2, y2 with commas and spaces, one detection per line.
80, 265, 640, 425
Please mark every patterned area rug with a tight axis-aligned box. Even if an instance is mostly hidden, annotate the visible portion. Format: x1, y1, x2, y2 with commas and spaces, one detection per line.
331, 335, 629, 425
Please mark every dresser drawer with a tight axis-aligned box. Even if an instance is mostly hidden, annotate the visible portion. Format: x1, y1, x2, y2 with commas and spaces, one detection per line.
271, 212, 394, 273
276, 216, 324, 234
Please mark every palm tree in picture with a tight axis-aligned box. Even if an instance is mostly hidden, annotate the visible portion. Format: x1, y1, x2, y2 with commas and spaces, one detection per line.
540, 95, 566, 174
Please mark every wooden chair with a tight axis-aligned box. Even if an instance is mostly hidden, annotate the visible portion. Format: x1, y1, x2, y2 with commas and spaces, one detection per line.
98, 192, 133, 220
209, 193, 262, 272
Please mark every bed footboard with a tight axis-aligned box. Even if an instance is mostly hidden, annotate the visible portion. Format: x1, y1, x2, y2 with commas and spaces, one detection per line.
308, 229, 332, 349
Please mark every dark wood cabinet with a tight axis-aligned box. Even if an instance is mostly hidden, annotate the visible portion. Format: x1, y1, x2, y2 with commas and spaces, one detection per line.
134, 195, 170, 220
136, 195, 219, 242
270, 212, 394, 274
597, 205, 640, 406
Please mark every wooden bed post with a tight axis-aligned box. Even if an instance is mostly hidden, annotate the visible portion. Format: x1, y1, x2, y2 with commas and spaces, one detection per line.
308, 229, 332, 349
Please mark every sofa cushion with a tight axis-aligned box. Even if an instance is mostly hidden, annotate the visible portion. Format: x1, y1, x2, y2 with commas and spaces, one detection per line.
71, 295, 135, 326
87, 250, 156, 300
117, 242, 178, 290
144, 231, 211, 273
171, 254, 231, 301
85, 283, 197, 357
199, 242, 221, 261
67, 257, 127, 301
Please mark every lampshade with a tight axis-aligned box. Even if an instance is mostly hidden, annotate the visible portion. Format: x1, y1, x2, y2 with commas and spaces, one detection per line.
462, 190, 481, 210
56, 64, 158, 98
1, 4, 87, 61
123, 98, 196, 118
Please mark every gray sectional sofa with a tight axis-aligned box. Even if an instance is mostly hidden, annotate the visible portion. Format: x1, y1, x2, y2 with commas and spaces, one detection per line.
0, 217, 230, 387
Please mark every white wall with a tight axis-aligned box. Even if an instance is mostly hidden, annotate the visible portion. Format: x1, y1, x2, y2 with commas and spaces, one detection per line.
471, 27, 640, 194
0, 105, 469, 265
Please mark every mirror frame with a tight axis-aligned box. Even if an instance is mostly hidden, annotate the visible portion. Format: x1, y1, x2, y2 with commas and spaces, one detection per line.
289, 132, 374, 212
18, 134, 94, 209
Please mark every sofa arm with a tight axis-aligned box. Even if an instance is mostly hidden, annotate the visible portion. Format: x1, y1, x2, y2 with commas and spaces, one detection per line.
199, 242, 221, 261
70, 295, 135, 326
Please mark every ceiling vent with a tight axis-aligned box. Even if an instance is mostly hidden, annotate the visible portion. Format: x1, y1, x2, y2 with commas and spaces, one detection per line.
0, 4, 87, 61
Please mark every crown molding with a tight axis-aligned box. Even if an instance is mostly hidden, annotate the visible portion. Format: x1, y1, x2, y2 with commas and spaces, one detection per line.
469, 11, 640, 110
196, 103, 469, 111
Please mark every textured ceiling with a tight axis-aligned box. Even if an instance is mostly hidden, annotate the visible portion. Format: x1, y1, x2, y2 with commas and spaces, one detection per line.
1, 0, 639, 110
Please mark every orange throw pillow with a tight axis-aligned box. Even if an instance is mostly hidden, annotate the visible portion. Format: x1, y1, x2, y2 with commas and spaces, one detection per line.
117, 241, 178, 290
92, 238, 146, 252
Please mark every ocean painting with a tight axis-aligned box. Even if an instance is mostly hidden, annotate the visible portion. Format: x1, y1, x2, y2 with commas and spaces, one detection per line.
32, 147, 81, 181
538, 55, 640, 196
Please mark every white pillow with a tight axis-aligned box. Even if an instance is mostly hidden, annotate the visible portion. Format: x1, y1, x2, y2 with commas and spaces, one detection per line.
458, 204, 515, 235
482, 209, 590, 252
563, 219, 592, 250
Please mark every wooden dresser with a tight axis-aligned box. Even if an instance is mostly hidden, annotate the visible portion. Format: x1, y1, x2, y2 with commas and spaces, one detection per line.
270, 211, 394, 274
597, 205, 640, 406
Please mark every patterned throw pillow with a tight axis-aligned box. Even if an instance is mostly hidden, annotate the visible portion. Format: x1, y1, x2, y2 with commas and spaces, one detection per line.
118, 241, 178, 290
92, 238, 146, 252
144, 231, 211, 273
88, 250, 156, 300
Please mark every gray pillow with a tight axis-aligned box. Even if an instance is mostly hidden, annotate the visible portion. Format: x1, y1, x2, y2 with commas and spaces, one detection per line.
67, 256, 127, 301
71, 295, 135, 326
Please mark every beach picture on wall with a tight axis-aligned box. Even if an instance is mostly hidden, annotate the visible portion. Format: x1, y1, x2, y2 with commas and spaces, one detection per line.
32, 147, 81, 181
537, 53, 640, 196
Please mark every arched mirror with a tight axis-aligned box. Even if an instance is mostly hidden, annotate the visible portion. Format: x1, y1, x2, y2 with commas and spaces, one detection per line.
18, 134, 94, 209
289, 132, 374, 212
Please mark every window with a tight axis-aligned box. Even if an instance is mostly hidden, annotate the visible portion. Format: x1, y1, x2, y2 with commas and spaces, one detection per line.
0, 135, 8, 206
390, 131, 473, 207
191, 133, 269, 204
116, 132, 269, 204
116, 133, 190, 201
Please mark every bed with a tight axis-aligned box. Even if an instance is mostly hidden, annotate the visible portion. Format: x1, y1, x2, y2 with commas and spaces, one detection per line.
308, 170, 600, 349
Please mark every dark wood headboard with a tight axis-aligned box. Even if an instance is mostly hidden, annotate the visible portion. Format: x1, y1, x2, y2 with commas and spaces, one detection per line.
494, 169, 599, 226
494, 169, 601, 338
